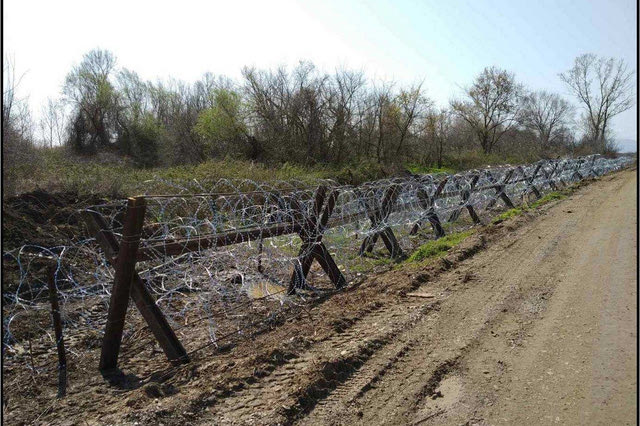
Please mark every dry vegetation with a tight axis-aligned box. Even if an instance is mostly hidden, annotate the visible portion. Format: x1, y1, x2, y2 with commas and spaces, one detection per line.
3, 51, 635, 198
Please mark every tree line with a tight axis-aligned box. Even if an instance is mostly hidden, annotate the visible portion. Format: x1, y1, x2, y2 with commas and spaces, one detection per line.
3, 50, 635, 173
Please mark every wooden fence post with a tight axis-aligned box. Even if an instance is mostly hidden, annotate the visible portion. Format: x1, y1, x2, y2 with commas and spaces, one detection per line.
99, 197, 146, 372
289, 186, 346, 294
83, 209, 189, 368
410, 177, 448, 238
360, 184, 403, 258
448, 175, 481, 224
486, 169, 515, 209
48, 265, 67, 398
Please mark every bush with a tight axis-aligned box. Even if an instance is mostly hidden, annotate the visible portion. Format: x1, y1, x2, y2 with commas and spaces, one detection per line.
334, 160, 389, 185
122, 114, 162, 168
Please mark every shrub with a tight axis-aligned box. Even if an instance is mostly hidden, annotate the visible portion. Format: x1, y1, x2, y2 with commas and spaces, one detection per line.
124, 114, 162, 168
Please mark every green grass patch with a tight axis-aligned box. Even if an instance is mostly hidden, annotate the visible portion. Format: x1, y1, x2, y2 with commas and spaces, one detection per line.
492, 191, 569, 224
349, 255, 396, 273
528, 191, 567, 209
406, 163, 457, 175
407, 229, 475, 263
406, 189, 572, 264
492, 207, 524, 223
3, 148, 351, 197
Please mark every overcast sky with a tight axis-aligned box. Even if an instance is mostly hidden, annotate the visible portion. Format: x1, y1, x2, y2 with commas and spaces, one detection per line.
3, 0, 637, 151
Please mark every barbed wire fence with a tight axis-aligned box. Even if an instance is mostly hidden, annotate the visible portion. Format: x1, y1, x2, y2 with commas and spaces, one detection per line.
2, 154, 633, 390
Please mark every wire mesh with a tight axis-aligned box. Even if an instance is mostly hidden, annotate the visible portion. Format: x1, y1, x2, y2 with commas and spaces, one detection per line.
2, 154, 633, 379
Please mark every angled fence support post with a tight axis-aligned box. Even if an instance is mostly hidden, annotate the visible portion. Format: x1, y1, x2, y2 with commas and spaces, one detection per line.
543, 162, 560, 191
572, 158, 585, 181
554, 161, 569, 187
83, 200, 189, 372
410, 177, 448, 238
359, 184, 403, 258
486, 169, 515, 209
587, 155, 600, 177
527, 163, 543, 199
99, 197, 146, 372
289, 186, 346, 294
448, 175, 481, 224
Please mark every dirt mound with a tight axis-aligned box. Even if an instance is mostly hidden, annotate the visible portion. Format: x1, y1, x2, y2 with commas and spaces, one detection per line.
2, 190, 108, 251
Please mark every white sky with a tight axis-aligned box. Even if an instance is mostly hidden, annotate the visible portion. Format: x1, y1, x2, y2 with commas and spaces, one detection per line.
3, 0, 638, 151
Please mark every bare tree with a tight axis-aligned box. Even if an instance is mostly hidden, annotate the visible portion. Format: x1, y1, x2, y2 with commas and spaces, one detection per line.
559, 54, 635, 153
423, 108, 453, 168
451, 67, 524, 154
371, 82, 394, 164
520, 90, 574, 154
40, 98, 66, 148
3, 55, 32, 143
326, 68, 365, 161
3, 55, 37, 192
393, 83, 431, 157
3, 56, 35, 149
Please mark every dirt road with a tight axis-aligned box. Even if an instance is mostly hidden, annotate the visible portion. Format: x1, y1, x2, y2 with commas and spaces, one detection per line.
199, 169, 637, 425
8, 169, 635, 425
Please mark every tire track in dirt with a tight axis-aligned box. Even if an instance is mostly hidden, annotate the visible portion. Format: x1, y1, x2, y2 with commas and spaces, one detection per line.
297, 206, 568, 424
295, 169, 637, 425
199, 193, 568, 426
198, 297, 439, 424
465, 169, 638, 426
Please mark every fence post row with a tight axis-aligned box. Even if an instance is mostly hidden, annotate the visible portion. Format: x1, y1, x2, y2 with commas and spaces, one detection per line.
410, 176, 448, 238
82, 198, 188, 372
81, 155, 617, 371
288, 185, 347, 294
359, 184, 404, 258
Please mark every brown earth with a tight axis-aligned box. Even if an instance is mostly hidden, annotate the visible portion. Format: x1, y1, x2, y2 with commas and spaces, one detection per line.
2, 190, 107, 251
2, 169, 636, 425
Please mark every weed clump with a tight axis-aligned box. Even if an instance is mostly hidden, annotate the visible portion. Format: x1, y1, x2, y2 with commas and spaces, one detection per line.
492, 191, 569, 224
408, 230, 475, 263
492, 208, 524, 223
528, 192, 567, 209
